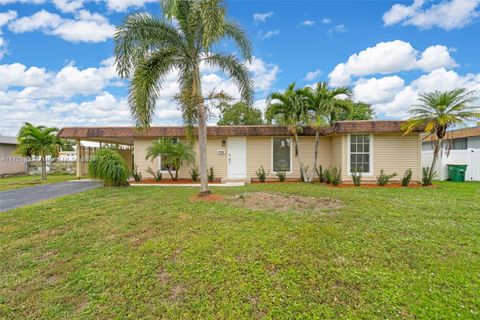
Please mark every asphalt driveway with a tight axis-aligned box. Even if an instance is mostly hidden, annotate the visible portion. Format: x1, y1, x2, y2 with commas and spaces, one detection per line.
0, 180, 101, 212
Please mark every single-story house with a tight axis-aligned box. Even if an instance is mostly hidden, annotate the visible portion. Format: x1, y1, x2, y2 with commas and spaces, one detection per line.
422, 126, 480, 181
58, 120, 423, 183
0, 136, 27, 176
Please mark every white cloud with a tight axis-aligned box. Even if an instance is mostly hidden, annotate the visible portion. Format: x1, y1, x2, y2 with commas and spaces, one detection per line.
304, 68, 322, 81
0, 10, 17, 27
8, 9, 115, 43
383, 0, 480, 30
328, 40, 457, 86
0, 63, 50, 88
0, 0, 44, 4
246, 56, 280, 91
103, 0, 157, 12
258, 29, 279, 40
52, 0, 84, 13
253, 12, 273, 24
300, 19, 315, 27
328, 24, 347, 36
321, 18, 332, 24
353, 68, 480, 119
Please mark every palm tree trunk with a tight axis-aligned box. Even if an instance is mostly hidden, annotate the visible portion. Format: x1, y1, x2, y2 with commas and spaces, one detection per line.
429, 139, 441, 181
309, 130, 320, 183
41, 155, 46, 180
193, 66, 210, 196
293, 131, 307, 182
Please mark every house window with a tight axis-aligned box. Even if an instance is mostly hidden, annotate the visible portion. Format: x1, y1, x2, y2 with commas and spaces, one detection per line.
349, 134, 372, 174
272, 137, 291, 172
158, 138, 178, 171
451, 138, 467, 150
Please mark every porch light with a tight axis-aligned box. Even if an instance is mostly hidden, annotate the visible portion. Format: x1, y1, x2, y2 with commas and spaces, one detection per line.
221, 140, 226, 147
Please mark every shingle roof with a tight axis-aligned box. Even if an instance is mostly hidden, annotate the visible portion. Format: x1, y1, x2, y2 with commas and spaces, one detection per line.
58, 121, 421, 139
422, 126, 480, 141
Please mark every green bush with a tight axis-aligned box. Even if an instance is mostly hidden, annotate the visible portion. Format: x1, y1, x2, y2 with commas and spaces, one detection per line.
190, 166, 199, 182
331, 166, 342, 186
132, 165, 142, 182
146, 167, 162, 181
256, 166, 268, 182
422, 167, 436, 186
316, 165, 325, 183
88, 149, 129, 187
377, 169, 398, 186
208, 167, 215, 182
276, 170, 286, 182
324, 168, 332, 184
351, 168, 362, 187
401, 168, 412, 187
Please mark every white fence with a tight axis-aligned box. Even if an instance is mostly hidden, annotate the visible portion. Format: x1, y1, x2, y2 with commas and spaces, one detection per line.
422, 149, 480, 181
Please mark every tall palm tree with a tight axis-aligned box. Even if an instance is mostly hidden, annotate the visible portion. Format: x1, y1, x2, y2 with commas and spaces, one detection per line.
298, 82, 352, 182
114, 0, 253, 195
17, 122, 62, 180
402, 88, 479, 184
265, 83, 309, 180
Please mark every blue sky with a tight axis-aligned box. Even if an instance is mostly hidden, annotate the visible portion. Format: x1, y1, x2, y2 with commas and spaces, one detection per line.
1, 0, 479, 135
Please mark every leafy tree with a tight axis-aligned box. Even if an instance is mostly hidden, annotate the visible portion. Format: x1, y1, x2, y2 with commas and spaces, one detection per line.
17, 122, 62, 180
217, 102, 263, 125
265, 83, 309, 180
114, 0, 253, 195
298, 82, 353, 182
402, 89, 479, 185
335, 100, 375, 121
145, 138, 196, 181
88, 149, 130, 187
61, 139, 76, 151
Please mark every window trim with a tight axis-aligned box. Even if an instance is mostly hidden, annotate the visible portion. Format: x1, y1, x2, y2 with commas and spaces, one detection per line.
271, 137, 293, 173
347, 134, 374, 176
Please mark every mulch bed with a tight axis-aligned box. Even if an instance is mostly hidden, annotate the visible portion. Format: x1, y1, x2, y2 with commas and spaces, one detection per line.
190, 194, 224, 202
132, 179, 221, 184
327, 183, 436, 189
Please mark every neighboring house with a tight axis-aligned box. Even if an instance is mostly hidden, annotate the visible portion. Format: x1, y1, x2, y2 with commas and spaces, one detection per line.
421, 126, 480, 181
58, 121, 423, 183
0, 136, 27, 176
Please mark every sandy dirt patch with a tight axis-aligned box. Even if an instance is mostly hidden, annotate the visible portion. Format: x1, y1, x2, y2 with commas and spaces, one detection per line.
226, 192, 343, 214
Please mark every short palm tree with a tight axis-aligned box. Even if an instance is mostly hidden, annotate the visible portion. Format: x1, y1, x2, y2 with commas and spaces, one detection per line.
265, 83, 309, 180
145, 138, 195, 181
298, 82, 353, 182
402, 88, 479, 184
114, 0, 253, 195
17, 122, 62, 180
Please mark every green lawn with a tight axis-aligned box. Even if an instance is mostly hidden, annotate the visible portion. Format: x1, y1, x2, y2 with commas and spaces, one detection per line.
1, 182, 479, 319
0, 174, 76, 191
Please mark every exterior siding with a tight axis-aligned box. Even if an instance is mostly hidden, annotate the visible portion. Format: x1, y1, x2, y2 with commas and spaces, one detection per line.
133, 132, 421, 182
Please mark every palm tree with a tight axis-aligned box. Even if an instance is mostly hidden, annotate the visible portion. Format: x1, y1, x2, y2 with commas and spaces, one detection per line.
17, 122, 62, 180
145, 138, 195, 181
114, 0, 253, 195
402, 89, 479, 184
298, 82, 352, 182
265, 83, 309, 180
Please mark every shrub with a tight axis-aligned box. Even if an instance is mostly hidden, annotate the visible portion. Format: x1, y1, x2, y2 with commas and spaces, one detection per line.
132, 165, 142, 182
401, 168, 412, 187
324, 168, 332, 184
300, 165, 309, 182
331, 166, 342, 186
256, 166, 268, 182
422, 167, 436, 186
146, 167, 162, 181
377, 169, 398, 186
276, 170, 286, 182
208, 167, 215, 182
351, 168, 362, 187
190, 166, 199, 182
316, 165, 325, 183
88, 148, 129, 187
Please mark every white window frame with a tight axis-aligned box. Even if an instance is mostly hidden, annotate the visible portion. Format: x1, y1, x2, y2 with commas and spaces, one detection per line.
347, 134, 374, 176
271, 137, 293, 173
157, 137, 179, 173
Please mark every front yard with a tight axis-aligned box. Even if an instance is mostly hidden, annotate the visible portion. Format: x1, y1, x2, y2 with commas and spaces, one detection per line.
1, 182, 479, 319
0, 174, 76, 191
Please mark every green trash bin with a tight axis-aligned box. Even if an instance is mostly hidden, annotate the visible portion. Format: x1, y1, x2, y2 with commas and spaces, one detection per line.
447, 164, 468, 182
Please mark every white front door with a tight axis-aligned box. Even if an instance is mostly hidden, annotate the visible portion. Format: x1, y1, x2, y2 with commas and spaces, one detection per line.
469, 149, 480, 181
228, 137, 247, 178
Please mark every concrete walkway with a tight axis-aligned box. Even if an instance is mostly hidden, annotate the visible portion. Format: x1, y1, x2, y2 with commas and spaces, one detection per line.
0, 180, 101, 212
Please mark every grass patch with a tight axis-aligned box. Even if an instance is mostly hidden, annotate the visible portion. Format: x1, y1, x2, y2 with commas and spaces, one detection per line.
0, 174, 76, 191
0, 182, 479, 318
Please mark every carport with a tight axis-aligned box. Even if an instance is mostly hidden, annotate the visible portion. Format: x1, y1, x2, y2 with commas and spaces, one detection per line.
58, 127, 134, 179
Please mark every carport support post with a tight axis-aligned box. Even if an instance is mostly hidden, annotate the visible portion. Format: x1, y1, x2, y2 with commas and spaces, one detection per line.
76, 139, 81, 179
